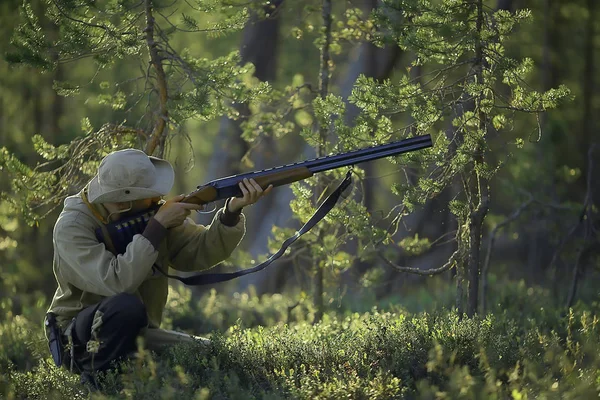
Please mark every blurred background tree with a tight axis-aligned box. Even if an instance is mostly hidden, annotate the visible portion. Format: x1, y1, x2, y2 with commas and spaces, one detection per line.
0, 0, 598, 325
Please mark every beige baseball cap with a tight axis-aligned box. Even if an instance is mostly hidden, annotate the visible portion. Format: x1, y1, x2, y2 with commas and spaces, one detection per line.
87, 149, 174, 204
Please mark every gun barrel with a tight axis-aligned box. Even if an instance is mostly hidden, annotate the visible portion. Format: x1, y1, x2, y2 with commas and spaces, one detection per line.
204, 134, 433, 200
305, 134, 432, 173
237, 134, 432, 179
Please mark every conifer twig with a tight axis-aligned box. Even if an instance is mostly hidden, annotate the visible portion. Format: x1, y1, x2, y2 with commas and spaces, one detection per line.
378, 247, 460, 276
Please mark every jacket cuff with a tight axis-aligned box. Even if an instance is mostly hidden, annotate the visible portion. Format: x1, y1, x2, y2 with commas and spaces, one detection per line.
142, 218, 168, 250
220, 198, 242, 227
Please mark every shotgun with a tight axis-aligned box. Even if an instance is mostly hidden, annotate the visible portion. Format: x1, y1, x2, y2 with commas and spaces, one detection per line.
182, 134, 433, 205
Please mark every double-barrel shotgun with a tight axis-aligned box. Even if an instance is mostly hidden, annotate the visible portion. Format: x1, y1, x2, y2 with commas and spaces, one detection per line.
182, 134, 433, 205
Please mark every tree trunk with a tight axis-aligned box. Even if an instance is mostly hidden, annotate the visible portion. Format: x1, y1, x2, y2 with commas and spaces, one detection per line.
195, 1, 286, 295
337, 0, 402, 293
377, 0, 511, 301
582, 0, 597, 210
144, 0, 169, 157
523, 0, 557, 282
199, 1, 283, 220
313, 0, 333, 324
466, 0, 490, 318
456, 253, 465, 316
237, 1, 288, 265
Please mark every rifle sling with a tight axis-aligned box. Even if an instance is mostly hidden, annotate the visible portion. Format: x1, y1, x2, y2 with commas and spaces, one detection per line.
153, 170, 353, 286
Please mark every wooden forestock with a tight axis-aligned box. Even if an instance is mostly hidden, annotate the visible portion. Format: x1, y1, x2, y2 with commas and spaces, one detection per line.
181, 185, 218, 205
253, 166, 313, 188
181, 166, 313, 206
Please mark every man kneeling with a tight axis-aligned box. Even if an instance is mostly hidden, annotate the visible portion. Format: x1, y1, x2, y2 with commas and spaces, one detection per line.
44, 149, 271, 386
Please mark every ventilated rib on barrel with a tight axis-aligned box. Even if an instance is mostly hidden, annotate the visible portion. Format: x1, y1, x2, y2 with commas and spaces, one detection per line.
182, 134, 433, 205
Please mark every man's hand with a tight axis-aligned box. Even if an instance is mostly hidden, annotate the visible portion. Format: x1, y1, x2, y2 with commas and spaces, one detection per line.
228, 178, 273, 213
154, 195, 203, 229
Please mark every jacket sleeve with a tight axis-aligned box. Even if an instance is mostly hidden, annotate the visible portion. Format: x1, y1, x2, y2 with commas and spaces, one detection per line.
166, 208, 245, 272
53, 214, 158, 296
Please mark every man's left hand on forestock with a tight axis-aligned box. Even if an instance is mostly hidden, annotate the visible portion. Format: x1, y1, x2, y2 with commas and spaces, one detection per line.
228, 178, 273, 213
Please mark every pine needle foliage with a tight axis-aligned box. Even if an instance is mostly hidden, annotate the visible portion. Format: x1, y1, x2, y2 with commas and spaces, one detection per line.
1, 0, 574, 326
2, 0, 274, 222
342, 0, 570, 314
248, 0, 571, 316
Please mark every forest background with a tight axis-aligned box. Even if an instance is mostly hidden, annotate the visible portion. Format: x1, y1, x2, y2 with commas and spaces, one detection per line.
0, 0, 599, 398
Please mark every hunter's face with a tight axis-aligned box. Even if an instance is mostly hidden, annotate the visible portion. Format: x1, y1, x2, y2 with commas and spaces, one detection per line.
130, 198, 159, 211
110, 197, 161, 218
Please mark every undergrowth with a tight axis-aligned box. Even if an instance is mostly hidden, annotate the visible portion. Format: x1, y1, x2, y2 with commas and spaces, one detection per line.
2, 278, 600, 399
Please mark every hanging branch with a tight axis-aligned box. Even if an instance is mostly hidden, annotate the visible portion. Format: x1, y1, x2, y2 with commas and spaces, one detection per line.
143, 0, 169, 157
379, 247, 460, 276
564, 144, 598, 308
480, 196, 533, 313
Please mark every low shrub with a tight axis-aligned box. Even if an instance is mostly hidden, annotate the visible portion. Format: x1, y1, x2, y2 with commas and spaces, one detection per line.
2, 279, 600, 399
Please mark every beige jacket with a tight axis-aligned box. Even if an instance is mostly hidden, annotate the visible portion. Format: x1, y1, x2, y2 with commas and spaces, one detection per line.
47, 190, 245, 331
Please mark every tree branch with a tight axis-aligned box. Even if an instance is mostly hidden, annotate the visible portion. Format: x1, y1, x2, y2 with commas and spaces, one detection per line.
378, 247, 460, 276
563, 144, 598, 308
480, 196, 533, 313
143, 0, 169, 157
565, 243, 593, 309
312, 0, 333, 325
548, 144, 598, 283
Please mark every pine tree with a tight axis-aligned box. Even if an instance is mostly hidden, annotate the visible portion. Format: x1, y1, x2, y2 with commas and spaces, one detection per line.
346, 0, 571, 315
2, 0, 272, 222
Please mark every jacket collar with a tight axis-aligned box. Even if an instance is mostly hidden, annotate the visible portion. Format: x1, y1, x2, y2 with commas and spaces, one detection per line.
81, 186, 110, 224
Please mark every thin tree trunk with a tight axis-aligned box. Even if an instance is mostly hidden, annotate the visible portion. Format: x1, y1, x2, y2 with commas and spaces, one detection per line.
238, 1, 288, 259
566, 245, 590, 309
456, 254, 465, 316
581, 0, 597, 208
313, 0, 333, 324
196, 2, 289, 295
466, 0, 490, 317
199, 0, 283, 224
525, 0, 557, 281
338, 0, 402, 290
538, 0, 565, 300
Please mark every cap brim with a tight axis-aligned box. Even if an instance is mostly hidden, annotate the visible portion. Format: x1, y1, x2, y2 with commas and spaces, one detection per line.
88, 157, 174, 204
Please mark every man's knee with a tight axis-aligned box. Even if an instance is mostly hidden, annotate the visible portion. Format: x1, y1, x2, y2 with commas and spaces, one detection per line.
102, 293, 148, 329
71, 293, 149, 374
